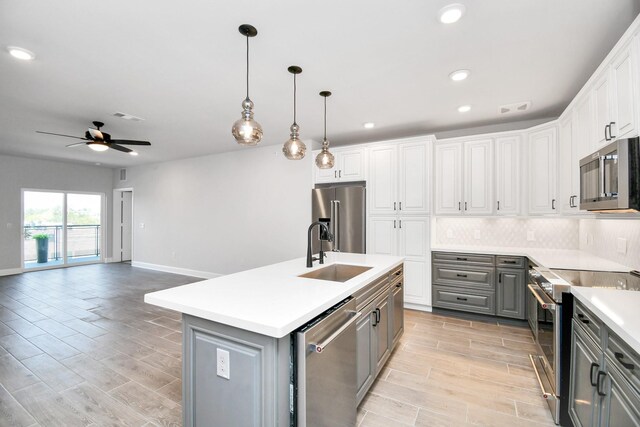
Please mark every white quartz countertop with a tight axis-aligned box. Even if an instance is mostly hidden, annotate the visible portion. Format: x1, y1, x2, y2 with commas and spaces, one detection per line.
431, 245, 631, 272
571, 287, 640, 355
144, 252, 403, 338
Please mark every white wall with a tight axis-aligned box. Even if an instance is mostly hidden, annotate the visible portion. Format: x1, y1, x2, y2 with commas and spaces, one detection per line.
0, 154, 114, 272
115, 144, 312, 276
580, 218, 640, 271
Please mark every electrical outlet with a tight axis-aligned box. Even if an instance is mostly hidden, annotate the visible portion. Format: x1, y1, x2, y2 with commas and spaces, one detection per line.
6, 223, 12, 229
527, 230, 536, 241
586, 233, 594, 246
171, 251, 177, 260
139, 223, 145, 229
617, 238, 627, 255
446, 229, 454, 239
217, 348, 230, 380
474, 230, 481, 240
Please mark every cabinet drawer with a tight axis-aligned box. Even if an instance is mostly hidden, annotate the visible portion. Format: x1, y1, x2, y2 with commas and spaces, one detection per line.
607, 331, 640, 393
432, 252, 495, 266
389, 266, 403, 282
432, 265, 495, 290
496, 256, 525, 269
574, 301, 604, 347
432, 286, 495, 315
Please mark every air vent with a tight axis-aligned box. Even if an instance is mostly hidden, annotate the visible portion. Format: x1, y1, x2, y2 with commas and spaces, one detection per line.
498, 101, 532, 115
113, 112, 145, 121
119, 168, 127, 181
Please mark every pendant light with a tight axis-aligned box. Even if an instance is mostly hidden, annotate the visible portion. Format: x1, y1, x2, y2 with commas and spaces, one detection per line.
315, 91, 335, 169
231, 24, 263, 146
282, 66, 306, 160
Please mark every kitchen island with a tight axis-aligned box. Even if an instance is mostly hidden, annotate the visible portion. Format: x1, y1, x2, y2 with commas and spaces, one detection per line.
145, 252, 404, 426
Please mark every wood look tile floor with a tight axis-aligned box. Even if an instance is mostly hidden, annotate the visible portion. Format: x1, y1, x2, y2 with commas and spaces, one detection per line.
0, 264, 555, 427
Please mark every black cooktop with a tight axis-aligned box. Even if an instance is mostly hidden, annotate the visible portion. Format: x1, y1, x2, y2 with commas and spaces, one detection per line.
550, 269, 640, 291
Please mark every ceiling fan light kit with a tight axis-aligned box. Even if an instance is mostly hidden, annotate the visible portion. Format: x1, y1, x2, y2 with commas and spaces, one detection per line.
231, 24, 263, 146
282, 65, 306, 160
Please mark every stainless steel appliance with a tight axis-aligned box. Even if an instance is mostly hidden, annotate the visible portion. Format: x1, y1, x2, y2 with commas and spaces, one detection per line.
579, 137, 640, 212
527, 264, 640, 425
311, 183, 366, 254
292, 298, 359, 427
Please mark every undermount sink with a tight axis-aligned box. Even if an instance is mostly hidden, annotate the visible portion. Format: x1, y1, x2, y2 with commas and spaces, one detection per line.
298, 264, 373, 283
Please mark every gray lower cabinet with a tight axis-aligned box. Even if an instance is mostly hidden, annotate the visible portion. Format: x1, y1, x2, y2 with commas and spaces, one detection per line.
374, 291, 391, 373
391, 279, 404, 347
569, 300, 640, 427
356, 305, 374, 403
496, 268, 525, 319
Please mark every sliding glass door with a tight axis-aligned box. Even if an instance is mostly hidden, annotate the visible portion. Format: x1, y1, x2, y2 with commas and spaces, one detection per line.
23, 190, 104, 270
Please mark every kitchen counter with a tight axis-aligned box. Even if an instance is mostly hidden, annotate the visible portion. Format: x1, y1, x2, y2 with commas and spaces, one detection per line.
431, 245, 630, 272
144, 252, 403, 338
571, 287, 640, 355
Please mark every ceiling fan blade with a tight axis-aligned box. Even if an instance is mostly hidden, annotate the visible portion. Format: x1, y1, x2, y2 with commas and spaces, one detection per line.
66, 142, 87, 148
109, 144, 132, 153
36, 131, 87, 140
110, 139, 151, 146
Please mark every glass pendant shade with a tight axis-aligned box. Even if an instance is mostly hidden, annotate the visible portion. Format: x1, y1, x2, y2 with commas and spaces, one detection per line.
283, 123, 306, 160
232, 98, 263, 146
232, 25, 262, 146
315, 141, 335, 168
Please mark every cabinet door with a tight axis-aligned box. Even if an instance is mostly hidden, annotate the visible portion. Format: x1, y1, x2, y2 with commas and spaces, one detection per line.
574, 94, 595, 159
398, 140, 429, 214
398, 217, 430, 306
528, 127, 558, 214
339, 148, 365, 181
313, 150, 339, 183
594, 72, 613, 148
496, 268, 525, 319
368, 145, 398, 215
600, 362, 640, 427
495, 136, 521, 215
434, 142, 463, 215
391, 282, 404, 347
356, 307, 374, 404
611, 41, 638, 139
559, 114, 580, 214
464, 139, 494, 215
368, 217, 398, 256
374, 295, 390, 373
569, 322, 602, 427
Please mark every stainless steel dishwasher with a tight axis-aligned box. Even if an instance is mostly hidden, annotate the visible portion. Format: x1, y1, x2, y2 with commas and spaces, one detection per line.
292, 297, 360, 427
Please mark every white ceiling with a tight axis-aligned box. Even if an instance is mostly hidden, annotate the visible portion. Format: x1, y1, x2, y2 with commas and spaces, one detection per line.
1, 0, 639, 168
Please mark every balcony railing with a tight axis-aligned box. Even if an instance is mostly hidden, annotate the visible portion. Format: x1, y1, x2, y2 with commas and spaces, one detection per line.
24, 225, 101, 263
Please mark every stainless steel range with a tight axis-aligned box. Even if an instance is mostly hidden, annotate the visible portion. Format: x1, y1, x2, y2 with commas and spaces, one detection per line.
527, 262, 640, 426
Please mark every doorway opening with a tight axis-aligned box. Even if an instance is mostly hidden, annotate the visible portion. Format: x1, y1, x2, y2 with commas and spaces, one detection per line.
22, 190, 104, 270
113, 189, 133, 263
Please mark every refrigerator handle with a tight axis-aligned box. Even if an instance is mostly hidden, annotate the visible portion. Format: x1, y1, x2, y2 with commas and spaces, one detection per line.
332, 200, 340, 251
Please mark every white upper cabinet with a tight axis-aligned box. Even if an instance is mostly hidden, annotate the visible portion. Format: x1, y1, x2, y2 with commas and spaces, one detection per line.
558, 114, 580, 214
313, 146, 365, 184
464, 139, 494, 215
434, 142, 463, 215
528, 126, 558, 215
495, 136, 522, 215
368, 138, 431, 216
434, 139, 493, 215
590, 39, 638, 149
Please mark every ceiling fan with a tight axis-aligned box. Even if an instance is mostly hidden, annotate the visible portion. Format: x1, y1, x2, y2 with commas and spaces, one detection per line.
36, 121, 151, 154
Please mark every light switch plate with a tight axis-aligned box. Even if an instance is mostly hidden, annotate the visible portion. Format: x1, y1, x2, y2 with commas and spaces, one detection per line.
474, 230, 481, 240
617, 237, 627, 255
527, 230, 536, 241
217, 348, 230, 380
446, 229, 454, 239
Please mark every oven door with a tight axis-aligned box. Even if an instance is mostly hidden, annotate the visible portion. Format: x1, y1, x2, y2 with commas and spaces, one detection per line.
527, 284, 560, 424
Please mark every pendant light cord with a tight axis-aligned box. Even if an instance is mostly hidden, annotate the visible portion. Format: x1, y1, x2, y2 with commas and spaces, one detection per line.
246, 35, 250, 99
293, 73, 297, 124
323, 96, 327, 141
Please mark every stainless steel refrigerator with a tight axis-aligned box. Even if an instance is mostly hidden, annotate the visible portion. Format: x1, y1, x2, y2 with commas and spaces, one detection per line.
311, 183, 366, 254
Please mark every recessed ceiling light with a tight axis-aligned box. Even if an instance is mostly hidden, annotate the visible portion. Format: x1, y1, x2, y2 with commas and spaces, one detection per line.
438, 4, 466, 24
363, 122, 375, 129
458, 105, 471, 113
7, 46, 35, 61
95, 162, 102, 166
129, 151, 139, 156
449, 69, 470, 81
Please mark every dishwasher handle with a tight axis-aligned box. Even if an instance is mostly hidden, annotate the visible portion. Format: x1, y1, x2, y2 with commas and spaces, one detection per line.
310, 311, 361, 354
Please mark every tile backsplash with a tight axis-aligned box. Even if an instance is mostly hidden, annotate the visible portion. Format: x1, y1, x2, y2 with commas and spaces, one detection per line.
579, 218, 640, 271
434, 217, 579, 249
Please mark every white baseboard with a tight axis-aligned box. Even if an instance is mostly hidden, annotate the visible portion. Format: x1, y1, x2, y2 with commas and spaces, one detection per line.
0, 268, 23, 277
131, 261, 221, 279
404, 302, 433, 313
104, 257, 114, 263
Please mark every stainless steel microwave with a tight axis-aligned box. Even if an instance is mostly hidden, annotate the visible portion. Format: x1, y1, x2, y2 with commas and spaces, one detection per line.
579, 137, 640, 212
